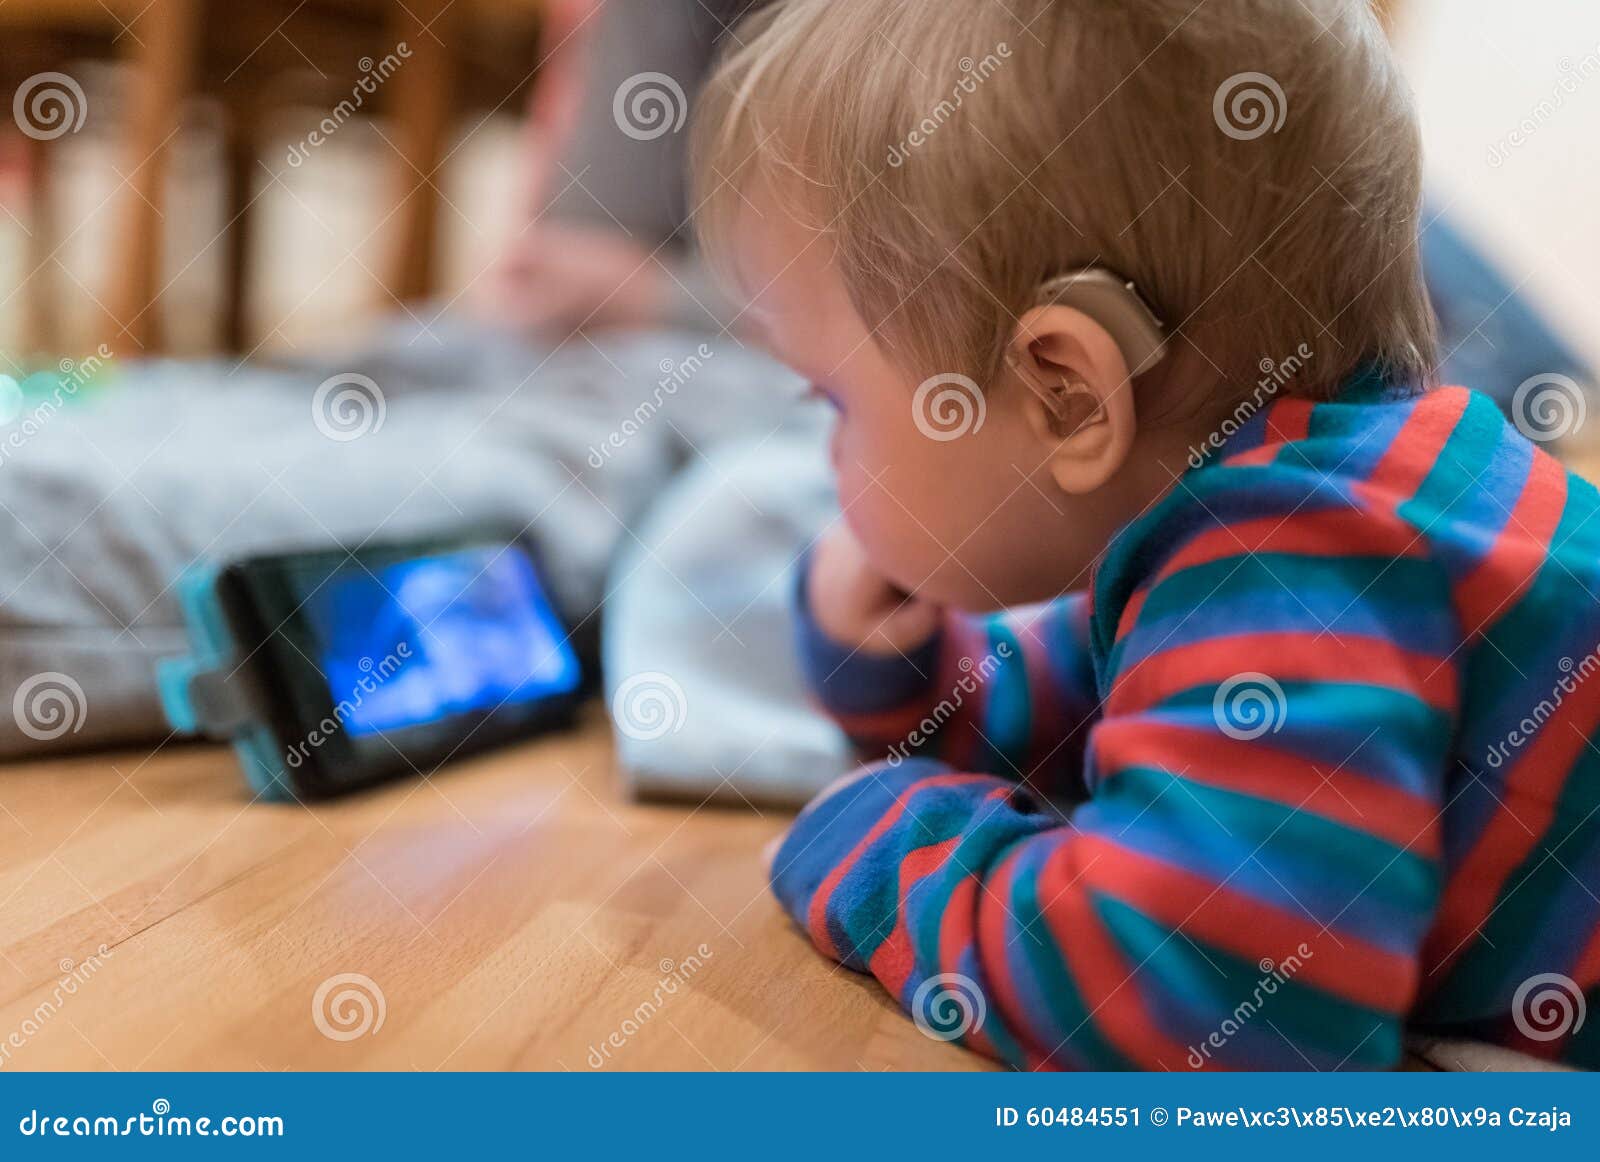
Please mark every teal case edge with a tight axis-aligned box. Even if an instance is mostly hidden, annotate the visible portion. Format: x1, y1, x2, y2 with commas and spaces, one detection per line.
155, 563, 296, 803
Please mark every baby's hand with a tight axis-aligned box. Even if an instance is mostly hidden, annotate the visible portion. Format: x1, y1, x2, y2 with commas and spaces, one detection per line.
808, 525, 941, 655
484, 222, 666, 339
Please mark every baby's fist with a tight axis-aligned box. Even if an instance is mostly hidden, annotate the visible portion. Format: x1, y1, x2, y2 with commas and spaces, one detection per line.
807, 525, 941, 656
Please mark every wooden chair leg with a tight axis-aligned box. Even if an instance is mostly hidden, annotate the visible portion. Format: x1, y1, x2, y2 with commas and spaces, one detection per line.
221, 105, 257, 352
387, 0, 457, 304
107, 0, 200, 356
21, 132, 60, 357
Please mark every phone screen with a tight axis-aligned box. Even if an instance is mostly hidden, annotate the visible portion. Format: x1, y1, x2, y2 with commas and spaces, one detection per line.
300, 546, 581, 737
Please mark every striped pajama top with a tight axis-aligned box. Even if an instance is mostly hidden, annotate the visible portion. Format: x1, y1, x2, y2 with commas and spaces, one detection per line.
772, 371, 1600, 1070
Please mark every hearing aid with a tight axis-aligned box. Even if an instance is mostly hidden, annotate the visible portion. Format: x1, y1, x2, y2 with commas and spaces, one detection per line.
1007, 266, 1169, 437
1036, 267, 1169, 378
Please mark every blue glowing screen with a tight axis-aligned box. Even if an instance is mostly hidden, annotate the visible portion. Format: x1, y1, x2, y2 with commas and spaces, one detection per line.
304, 547, 580, 736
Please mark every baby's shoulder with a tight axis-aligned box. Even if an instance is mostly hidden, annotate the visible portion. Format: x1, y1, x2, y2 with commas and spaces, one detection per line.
1188, 384, 1578, 529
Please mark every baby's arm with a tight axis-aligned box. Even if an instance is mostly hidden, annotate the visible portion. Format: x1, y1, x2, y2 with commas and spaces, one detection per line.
797, 555, 1099, 803
775, 538, 1459, 1070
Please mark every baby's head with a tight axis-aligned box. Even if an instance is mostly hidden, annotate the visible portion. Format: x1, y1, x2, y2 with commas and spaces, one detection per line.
692, 0, 1437, 610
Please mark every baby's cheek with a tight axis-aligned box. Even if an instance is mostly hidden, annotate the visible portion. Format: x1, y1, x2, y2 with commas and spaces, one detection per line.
838, 484, 961, 597
832, 428, 978, 583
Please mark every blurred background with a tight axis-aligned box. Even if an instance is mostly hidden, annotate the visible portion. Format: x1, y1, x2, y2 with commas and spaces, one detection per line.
0, 0, 544, 359
0, 0, 1594, 369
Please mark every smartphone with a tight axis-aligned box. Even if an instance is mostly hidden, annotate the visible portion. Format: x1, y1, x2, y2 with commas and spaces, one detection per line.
161, 530, 593, 800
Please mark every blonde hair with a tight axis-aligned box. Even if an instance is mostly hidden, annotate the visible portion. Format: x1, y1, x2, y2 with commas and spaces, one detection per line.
691, 0, 1438, 420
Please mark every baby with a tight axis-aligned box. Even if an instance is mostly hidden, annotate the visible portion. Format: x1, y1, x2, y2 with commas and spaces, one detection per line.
691, 0, 1600, 1069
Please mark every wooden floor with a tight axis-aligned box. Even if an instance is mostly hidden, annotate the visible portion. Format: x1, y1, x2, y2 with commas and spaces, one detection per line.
0, 710, 988, 1071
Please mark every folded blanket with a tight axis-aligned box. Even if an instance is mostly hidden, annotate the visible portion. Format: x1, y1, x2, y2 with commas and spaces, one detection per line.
604, 411, 852, 806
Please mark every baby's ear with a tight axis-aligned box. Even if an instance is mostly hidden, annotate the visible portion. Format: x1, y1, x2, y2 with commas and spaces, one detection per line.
1005, 305, 1140, 494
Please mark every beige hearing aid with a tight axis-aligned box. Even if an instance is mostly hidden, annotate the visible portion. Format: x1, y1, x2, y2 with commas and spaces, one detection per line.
1036, 268, 1169, 378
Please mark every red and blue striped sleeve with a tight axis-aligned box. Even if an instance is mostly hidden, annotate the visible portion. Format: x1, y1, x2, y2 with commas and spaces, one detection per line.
774, 491, 1461, 1070
795, 566, 1100, 802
